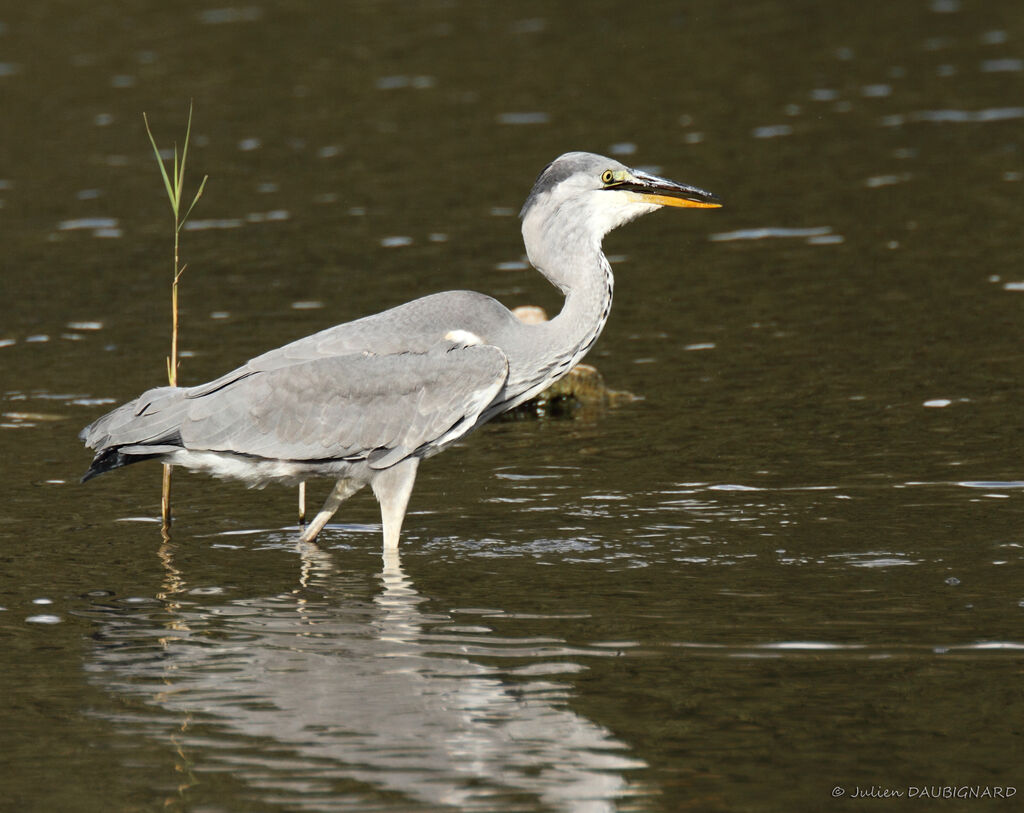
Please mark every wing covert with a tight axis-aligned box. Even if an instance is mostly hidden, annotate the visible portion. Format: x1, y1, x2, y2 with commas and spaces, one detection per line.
178, 343, 509, 466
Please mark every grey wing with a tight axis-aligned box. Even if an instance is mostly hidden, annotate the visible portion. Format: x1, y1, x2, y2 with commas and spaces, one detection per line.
179, 343, 510, 467
188, 291, 517, 395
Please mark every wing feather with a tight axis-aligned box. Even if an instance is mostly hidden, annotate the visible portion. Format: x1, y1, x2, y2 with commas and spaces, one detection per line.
177, 344, 509, 466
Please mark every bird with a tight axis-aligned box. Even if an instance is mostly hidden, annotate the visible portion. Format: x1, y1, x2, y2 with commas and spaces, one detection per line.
80, 152, 721, 549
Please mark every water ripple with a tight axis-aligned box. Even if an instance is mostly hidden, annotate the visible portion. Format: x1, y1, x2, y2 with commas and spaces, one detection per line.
956, 480, 1024, 490
882, 106, 1024, 126
497, 112, 550, 125
710, 226, 834, 242
980, 58, 1023, 73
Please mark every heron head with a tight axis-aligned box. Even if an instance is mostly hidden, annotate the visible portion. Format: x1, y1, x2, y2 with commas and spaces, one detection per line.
520, 152, 720, 243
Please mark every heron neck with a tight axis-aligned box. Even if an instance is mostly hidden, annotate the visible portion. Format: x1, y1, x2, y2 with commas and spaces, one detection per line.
539, 231, 614, 368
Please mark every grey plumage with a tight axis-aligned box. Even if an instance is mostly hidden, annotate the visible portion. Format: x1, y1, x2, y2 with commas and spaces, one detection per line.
80, 152, 720, 549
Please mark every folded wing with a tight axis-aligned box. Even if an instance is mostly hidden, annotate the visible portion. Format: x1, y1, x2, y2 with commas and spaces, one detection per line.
178, 343, 509, 467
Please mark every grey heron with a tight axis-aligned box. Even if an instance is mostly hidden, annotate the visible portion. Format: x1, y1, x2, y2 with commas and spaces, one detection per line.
80, 152, 720, 549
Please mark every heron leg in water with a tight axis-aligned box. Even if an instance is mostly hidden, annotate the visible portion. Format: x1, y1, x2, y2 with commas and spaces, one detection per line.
298, 478, 363, 543
371, 457, 420, 551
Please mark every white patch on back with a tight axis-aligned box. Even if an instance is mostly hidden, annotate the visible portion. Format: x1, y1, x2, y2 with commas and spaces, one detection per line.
444, 329, 484, 346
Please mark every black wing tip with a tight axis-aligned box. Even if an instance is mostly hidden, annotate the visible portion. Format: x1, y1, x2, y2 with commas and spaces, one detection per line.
80, 446, 165, 483
81, 447, 125, 482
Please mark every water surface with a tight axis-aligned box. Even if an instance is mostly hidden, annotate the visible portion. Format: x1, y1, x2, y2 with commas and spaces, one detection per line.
1, 1, 1022, 810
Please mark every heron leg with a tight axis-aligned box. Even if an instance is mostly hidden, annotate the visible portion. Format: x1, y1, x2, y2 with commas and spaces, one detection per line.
371, 458, 420, 551
298, 478, 363, 543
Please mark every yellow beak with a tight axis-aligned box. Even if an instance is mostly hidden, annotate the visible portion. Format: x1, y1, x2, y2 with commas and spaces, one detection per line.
614, 168, 722, 209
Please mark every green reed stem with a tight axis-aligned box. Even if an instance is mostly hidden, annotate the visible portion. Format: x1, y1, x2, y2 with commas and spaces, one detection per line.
143, 102, 208, 530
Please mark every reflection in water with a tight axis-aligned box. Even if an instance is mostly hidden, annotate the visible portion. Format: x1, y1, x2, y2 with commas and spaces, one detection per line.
85, 545, 646, 811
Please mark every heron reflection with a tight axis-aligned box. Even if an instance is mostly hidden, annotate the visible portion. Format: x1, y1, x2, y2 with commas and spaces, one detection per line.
86, 545, 648, 810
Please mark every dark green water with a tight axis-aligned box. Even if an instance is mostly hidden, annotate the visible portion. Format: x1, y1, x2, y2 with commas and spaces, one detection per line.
1, 1, 1022, 810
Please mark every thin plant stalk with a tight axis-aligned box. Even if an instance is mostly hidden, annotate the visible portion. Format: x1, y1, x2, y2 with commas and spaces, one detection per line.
143, 102, 208, 531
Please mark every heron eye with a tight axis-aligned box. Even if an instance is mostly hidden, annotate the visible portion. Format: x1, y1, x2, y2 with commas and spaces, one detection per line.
601, 170, 615, 185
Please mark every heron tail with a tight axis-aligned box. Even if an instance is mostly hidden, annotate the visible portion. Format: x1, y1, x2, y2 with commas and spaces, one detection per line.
79, 386, 188, 482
